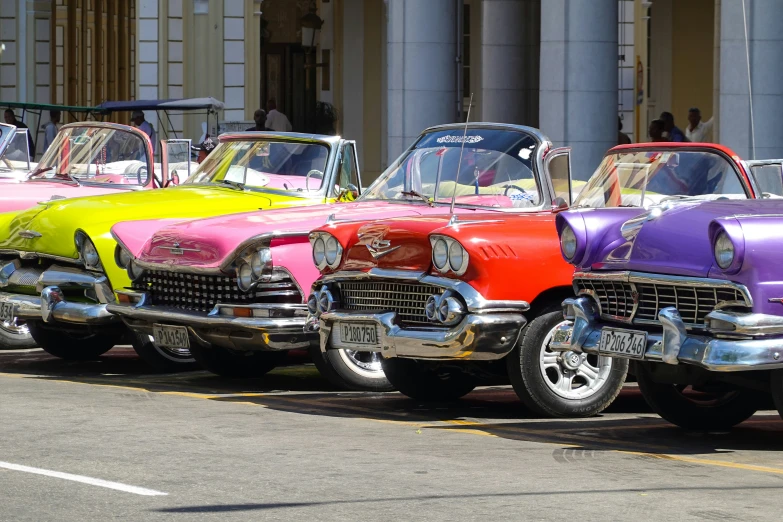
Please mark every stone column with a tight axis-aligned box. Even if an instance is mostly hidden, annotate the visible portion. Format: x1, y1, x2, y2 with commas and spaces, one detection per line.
539, 0, 617, 180
386, 0, 458, 163
718, 0, 783, 159
481, 0, 540, 126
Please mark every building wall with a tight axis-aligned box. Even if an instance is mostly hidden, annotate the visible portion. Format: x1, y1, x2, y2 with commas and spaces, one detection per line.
671, 0, 714, 126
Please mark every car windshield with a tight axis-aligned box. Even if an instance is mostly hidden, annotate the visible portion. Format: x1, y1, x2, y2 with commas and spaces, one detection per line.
185, 139, 330, 193
0, 131, 31, 177
573, 150, 748, 208
361, 128, 541, 209
29, 126, 151, 185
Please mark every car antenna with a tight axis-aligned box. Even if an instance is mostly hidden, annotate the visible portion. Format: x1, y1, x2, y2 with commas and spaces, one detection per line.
450, 93, 474, 215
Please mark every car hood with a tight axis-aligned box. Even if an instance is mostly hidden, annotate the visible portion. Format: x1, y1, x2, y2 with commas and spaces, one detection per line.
117, 201, 444, 269
0, 184, 311, 260
0, 181, 142, 213
593, 199, 780, 277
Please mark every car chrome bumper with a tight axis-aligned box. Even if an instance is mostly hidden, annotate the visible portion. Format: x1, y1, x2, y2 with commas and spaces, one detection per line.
107, 291, 314, 352
318, 310, 526, 361
549, 297, 783, 371
1, 286, 117, 325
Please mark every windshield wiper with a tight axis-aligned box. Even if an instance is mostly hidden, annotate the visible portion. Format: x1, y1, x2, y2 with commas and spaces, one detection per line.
217, 179, 247, 191
400, 190, 434, 207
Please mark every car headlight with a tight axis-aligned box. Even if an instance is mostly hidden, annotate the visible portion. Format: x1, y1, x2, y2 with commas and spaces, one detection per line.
127, 260, 145, 281
430, 235, 469, 276
114, 244, 131, 269
560, 225, 577, 260
325, 235, 341, 266
432, 238, 448, 271
312, 236, 326, 269
714, 231, 735, 269
75, 232, 102, 270
237, 261, 254, 292
250, 248, 273, 282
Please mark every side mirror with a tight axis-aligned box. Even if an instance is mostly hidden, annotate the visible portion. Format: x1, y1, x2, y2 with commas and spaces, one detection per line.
337, 183, 359, 202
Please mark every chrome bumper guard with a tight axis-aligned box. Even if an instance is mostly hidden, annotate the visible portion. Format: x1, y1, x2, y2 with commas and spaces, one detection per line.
107, 290, 313, 352
550, 297, 783, 371
319, 310, 526, 360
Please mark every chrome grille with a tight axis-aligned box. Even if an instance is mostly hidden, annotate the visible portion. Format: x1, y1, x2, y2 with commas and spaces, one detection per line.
133, 270, 302, 313
337, 281, 444, 326
575, 276, 750, 327
8, 267, 43, 288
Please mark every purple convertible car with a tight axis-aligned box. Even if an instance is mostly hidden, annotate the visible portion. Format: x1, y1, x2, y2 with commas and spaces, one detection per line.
552, 197, 783, 429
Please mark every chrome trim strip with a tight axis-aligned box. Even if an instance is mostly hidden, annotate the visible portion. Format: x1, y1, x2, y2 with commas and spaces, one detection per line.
0, 250, 82, 266
318, 269, 530, 313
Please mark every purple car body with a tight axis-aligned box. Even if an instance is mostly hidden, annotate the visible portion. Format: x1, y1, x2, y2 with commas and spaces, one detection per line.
552, 198, 783, 428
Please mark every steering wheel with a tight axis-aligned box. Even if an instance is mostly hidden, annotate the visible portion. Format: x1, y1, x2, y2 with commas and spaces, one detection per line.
503, 184, 526, 197
305, 169, 324, 191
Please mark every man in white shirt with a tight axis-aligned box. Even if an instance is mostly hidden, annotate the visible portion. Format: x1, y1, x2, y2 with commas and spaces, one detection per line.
686, 107, 714, 143
131, 110, 157, 155
42, 110, 61, 154
265, 99, 292, 132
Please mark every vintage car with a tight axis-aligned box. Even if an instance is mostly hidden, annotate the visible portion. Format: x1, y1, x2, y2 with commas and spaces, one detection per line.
0, 130, 360, 360
105, 123, 563, 389
0, 124, 34, 182
309, 143, 776, 417
552, 194, 783, 429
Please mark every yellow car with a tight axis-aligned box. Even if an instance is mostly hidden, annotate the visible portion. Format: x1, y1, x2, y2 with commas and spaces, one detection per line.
0, 123, 363, 369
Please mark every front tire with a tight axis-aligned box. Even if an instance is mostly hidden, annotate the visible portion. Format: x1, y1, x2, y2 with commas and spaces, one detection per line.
130, 331, 197, 373
508, 311, 628, 417
636, 362, 760, 429
309, 344, 393, 391
381, 358, 476, 401
189, 343, 286, 378
0, 318, 36, 349
27, 322, 116, 360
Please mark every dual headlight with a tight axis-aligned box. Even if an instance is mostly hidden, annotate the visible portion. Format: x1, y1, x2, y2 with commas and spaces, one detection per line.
75, 231, 102, 271
236, 247, 273, 292
310, 232, 343, 270
430, 235, 469, 276
114, 244, 144, 281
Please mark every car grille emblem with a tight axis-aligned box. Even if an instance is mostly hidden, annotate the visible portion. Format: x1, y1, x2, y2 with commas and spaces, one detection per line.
161, 241, 200, 256
365, 238, 400, 259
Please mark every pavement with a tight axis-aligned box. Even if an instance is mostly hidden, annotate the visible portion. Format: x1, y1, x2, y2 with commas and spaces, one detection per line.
1, 346, 783, 521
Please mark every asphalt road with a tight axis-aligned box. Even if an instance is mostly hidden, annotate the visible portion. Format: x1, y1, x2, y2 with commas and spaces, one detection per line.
1, 347, 783, 521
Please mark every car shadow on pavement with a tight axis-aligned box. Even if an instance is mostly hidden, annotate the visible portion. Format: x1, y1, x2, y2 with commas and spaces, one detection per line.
4, 347, 783, 460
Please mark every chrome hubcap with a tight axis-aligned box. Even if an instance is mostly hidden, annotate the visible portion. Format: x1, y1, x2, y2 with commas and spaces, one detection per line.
0, 317, 29, 337
341, 349, 383, 374
539, 321, 613, 400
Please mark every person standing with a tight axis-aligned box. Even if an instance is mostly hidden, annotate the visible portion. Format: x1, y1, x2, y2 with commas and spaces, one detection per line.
42, 110, 61, 154
659, 111, 688, 142
618, 116, 631, 145
685, 107, 714, 142
4, 109, 35, 159
246, 109, 271, 131
265, 99, 292, 132
131, 110, 157, 154
649, 119, 666, 142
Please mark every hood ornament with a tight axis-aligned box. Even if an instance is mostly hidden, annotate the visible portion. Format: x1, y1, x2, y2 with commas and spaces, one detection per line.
17, 230, 42, 239
363, 237, 400, 259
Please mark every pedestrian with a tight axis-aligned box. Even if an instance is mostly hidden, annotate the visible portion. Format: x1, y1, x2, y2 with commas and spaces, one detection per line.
246, 109, 270, 131
131, 110, 157, 154
265, 99, 292, 132
4, 109, 36, 159
192, 136, 217, 164
618, 116, 631, 145
42, 110, 61, 154
685, 107, 714, 143
649, 119, 666, 142
659, 111, 688, 142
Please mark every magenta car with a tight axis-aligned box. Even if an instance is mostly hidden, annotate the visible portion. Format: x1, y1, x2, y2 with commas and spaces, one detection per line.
0, 122, 178, 214
553, 192, 783, 429
107, 123, 570, 390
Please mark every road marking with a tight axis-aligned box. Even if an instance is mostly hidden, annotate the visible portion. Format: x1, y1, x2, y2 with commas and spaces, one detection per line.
0, 461, 168, 496
621, 451, 783, 475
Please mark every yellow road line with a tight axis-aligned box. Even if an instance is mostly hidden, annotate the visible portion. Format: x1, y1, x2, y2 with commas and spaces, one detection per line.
621, 451, 783, 475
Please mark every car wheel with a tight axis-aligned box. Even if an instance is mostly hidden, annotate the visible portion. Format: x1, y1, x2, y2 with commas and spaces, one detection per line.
308, 344, 393, 391
636, 361, 760, 429
27, 322, 116, 360
508, 310, 628, 417
189, 343, 286, 378
0, 317, 36, 349
381, 358, 476, 401
130, 331, 197, 373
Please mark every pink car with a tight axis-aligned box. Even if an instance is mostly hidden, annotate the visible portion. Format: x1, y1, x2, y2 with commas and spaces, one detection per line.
0, 122, 176, 213
107, 123, 568, 391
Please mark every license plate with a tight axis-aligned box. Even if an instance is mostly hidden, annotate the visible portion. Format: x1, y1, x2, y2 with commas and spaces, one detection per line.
598, 327, 647, 359
152, 324, 190, 349
338, 323, 378, 347
0, 302, 15, 324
